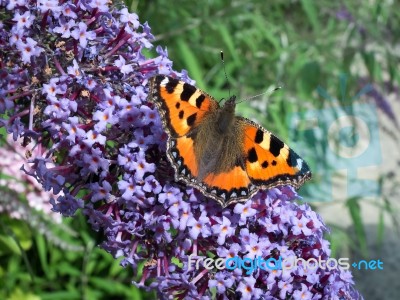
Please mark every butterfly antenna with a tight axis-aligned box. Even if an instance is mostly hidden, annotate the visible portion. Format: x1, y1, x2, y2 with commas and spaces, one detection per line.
236, 86, 282, 104
220, 51, 231, 99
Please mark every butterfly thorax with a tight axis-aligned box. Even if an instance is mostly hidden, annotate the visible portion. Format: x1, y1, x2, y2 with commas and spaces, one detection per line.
217, 95, 236, 134
193, 95, 244, 179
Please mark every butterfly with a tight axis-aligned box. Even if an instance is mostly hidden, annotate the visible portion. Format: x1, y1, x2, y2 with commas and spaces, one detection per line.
148, 75, 311, 207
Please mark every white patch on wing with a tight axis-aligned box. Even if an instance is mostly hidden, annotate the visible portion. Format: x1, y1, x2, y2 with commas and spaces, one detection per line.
296, 158, 303, 170
188, 90, 203, 107
258, 132, 271, 150
160, 77, 169, 86
279, 145, 290, 160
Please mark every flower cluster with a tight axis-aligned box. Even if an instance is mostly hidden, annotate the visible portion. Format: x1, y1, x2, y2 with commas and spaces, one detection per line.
0, 135, 86, 251
0, 1, 363, 299
0, 136, 61, 222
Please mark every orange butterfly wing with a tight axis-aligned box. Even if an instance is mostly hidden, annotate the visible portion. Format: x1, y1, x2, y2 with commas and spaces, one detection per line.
239, 117, 311, 191
201, 166, 256, 203
148, 75, 217, 181
148, 76, 217, 137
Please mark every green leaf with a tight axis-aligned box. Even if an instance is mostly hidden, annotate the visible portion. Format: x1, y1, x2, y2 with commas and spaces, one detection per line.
0, 218, 33, 254
89, 277, 144, 298
171, 256, 183, 268
175, 38, 205, 89
346, 197, 368, 257
57, 261, 81, 277
325, 225, 351, 257
361, 51, 375, 79
300, 0, 320, 32
125, 0, 139, 12
9, 220, 33, 250
41, 291, 81, 300
252, 14, 280, 51
35, 233, 49, 275
297, 61, 321, 96
216, 23, 240, 65
8, 289, 41, 300
377, 208, 384, 248
342, 47, 356, 73
0, 235, 21, 255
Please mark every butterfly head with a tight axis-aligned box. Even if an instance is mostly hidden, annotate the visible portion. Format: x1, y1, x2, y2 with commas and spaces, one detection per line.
222, 95, 237, 112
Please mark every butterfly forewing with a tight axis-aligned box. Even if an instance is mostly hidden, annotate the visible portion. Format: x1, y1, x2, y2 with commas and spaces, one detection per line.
149, 76, 217, 137
240, 118, 311, 189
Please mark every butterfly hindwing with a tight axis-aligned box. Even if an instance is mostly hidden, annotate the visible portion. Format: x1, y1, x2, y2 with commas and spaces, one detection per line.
169, 137, 254, 205
148, 76, 217, 137
167, 124, 254, 205
201, 166, 255, 204
169, 136, 199, 178
240, 117, 311, 189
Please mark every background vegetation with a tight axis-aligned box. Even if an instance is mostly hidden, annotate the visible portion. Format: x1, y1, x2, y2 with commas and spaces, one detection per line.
1, 0, 399, 299
138, 0, 400, 257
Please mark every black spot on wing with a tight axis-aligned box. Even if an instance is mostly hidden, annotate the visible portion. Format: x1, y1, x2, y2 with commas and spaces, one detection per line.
196, 94, 205, 108
271, 160, 277, 166
181, 83, 196, 101
287, 149, 302, 168
255, 129, 264, 144
187, 113, 197, 127
248, 148, 258, 163
270, 135, 284, 157
286, 150, 292, 166
175, 102, 180, 109
178, 110, 184, 119
261, 161, 268, 168
165, 78, 179, 93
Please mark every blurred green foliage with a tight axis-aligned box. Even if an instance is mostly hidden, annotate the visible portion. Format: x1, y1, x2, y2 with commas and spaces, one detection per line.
0, 209, 155, 300
137, 0, 400, 257
138, 0, 399, 128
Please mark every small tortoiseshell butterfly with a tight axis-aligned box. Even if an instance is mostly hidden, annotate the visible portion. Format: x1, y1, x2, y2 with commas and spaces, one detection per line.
148, 75, 311, 207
